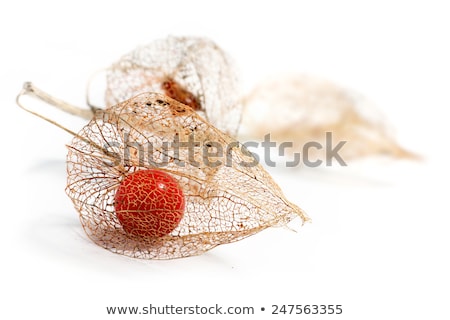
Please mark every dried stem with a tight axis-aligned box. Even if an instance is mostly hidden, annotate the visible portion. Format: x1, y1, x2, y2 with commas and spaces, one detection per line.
16, 82, 118, 163
18, 82, 94, 119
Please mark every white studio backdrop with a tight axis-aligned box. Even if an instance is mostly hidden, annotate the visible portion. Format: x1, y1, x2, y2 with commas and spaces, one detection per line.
1, 1, 449, 319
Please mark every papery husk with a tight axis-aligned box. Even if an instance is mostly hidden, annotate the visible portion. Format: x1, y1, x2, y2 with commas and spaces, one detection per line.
240, 75, 417, 163
105, 36, 242, 137
66, 93, 308, 259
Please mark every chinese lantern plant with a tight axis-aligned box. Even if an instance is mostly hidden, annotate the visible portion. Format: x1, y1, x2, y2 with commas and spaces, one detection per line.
18, 36, 416, 261
64, 92, 308, 259
18, 82, 308, 259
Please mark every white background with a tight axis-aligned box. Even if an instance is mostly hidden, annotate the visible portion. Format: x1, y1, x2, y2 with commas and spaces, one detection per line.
1, 1, 449, 319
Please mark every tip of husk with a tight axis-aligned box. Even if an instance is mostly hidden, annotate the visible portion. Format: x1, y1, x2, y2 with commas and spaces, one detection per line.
390, 144, 422, 161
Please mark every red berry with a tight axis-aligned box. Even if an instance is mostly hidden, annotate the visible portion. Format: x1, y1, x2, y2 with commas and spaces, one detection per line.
161, 78, 202, 111
114, 170, 185, 238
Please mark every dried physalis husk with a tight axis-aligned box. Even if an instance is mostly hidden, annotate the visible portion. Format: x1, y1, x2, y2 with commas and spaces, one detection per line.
105, 36, 242, 137
240, 74, 417, 162
66, 92, 308, 259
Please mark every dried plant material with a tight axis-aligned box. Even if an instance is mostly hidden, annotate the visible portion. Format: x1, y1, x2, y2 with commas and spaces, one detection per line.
240, 74, 417, 162
65, 92, 308, 259
105, 36, 242, 137
104, 37, 415, 163
17, 36, 415, 260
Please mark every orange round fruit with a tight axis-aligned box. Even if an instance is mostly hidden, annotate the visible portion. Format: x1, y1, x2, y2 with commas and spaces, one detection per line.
114, 170, 185, 238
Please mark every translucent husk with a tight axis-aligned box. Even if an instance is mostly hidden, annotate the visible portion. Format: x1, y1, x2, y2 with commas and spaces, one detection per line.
240, 74, 418, 162
105, 37, 416, 163
65, 93, 308, 259
18, 82, 308, 259
105, 36, 242, 137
